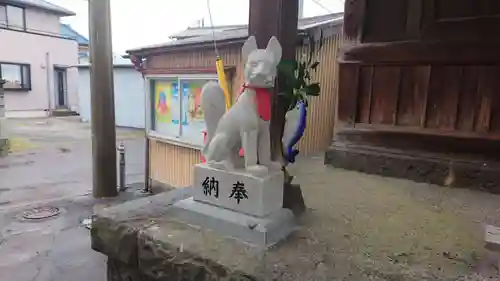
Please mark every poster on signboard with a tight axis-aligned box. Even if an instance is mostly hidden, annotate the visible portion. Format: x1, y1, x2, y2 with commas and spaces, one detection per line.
171, 82, 180, 125
181, 82, 190, 126
179, 79, 216, 146
155, 81, 172, 123
153, 80, 180, 138
187, 83, 205, 124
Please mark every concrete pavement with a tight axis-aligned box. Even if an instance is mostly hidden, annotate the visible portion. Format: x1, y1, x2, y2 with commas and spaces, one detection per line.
0, 117, 147, 281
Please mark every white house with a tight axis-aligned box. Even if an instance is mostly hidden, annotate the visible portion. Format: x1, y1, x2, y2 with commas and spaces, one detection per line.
0, 0, 79, 118
77, 55, 145, 128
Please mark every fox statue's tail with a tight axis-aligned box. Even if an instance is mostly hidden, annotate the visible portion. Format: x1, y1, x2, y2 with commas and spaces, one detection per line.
200, 81, 227, 157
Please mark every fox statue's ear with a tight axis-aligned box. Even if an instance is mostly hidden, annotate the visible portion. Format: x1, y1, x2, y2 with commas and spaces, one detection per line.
242, 36, 258, 61
266, 36, 282, 65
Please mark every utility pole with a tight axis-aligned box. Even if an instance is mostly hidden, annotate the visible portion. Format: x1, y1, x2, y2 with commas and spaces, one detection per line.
88, 0, 118, 198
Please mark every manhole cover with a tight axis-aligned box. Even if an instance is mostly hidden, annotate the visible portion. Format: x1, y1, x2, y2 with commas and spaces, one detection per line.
23, 206, 61, 220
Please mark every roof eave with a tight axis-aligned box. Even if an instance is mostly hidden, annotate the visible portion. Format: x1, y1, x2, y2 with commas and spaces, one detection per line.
77, 64, 134, 69
126, 37, 249, 56
127, 18, 342, 56
56, 11, 76, 17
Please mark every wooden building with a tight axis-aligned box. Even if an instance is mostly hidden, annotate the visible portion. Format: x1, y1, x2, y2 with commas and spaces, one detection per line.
127, 13, 343, 188
326, 0, 500, 192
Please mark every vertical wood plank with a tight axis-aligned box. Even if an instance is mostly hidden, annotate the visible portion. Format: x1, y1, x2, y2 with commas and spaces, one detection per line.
456, 66, 480, 131
363, 0, 409, 42
420, 0, 436, 30
475, 66, 498, 133
397, 66, 431, 127
370, 66, 401, 125
488, 66, 500, 133
337, 63, 360, 127
424, 65, 442, 129
405, 0, 423, 38
425, 66, 462, 129
343, 0, 367, 43
356, 66, 374, 123
419, 66, 432, 128
443, 66, 463, 129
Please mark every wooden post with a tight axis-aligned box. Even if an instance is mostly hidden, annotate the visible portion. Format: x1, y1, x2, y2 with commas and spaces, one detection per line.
248, 0, 305, 215
89, 0, 118, 198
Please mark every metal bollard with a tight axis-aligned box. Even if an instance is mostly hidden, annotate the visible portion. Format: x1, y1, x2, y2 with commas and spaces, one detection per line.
117, 143, 127, 191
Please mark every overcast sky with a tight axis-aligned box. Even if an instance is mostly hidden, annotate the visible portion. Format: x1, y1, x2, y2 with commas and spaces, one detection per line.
48, 0, 344, 53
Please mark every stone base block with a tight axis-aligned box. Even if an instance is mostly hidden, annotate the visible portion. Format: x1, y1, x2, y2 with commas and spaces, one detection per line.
169, 197, 297, 248
325, 142, 500, 193
193, 163, 284, 218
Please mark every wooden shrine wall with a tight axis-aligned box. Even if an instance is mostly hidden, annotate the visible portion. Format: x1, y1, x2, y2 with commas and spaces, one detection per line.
337, 0, 500, 159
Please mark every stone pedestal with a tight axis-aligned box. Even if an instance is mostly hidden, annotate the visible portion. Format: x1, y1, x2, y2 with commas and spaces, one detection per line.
192, 163, 284, 217
91, 191, 328, 281
169, 163, 297, 248
171, 197, 296, 248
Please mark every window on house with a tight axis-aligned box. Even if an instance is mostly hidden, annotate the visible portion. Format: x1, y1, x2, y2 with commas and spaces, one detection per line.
5, 5, 25, 30
0, 63, 31, 90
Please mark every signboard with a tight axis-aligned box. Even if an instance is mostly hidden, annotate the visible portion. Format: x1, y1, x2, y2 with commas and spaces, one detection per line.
180, 79, 214, 147
149, 77, 219, 148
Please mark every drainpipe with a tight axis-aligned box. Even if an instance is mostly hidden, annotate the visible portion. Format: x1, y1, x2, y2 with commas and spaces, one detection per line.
45, 52, 52, 115
0, 80, 6, 157
0, 79, 5, 119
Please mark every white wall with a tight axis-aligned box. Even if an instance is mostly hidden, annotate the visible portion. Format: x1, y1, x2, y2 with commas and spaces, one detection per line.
78, 67, 145, 128
0, 7, 79, 116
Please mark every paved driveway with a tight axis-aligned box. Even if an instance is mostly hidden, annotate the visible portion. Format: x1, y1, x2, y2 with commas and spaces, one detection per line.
0, 117, 146, 281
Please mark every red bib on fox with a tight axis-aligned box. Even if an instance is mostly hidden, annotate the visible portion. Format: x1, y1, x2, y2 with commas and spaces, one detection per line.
240, 85, 272, 121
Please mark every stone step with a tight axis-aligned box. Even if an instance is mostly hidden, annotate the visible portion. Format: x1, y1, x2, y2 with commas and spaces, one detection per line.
485, 225, 500, 252
51, 109, 79, 117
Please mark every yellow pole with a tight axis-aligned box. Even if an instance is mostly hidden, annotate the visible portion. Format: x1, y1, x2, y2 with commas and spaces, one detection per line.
215, 56, 231, 110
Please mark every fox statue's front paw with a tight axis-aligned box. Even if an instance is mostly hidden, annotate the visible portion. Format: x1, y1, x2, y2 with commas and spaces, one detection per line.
265, 161, 282, 171
246, 165, 269, 177
206, 160, 227, 170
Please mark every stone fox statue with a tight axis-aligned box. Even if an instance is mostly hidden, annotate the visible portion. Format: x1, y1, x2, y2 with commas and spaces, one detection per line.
200, 36, 283, 175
